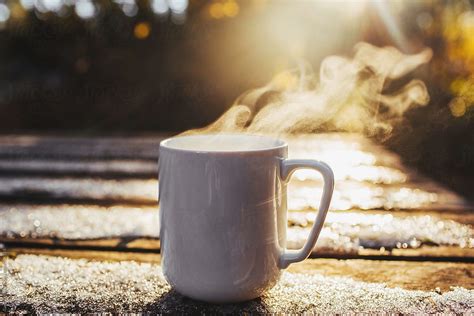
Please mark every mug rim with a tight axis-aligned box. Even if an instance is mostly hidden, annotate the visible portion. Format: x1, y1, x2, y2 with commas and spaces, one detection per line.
160, 133, 288, 154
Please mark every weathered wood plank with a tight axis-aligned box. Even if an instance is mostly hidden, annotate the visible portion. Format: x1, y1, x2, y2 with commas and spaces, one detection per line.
1, 205, 472, 259
0, 134, 471, 260
0, 159, 156, 178
0, 133, 469, 211
5, 247, 162, 263
1, 238, 161, 252
289, 257, 474, 291
0, 177, 158, 205
0, 135, 166, 160
0, 176, 467, 211
288, 180, 469, 212
2, 238, 474, 261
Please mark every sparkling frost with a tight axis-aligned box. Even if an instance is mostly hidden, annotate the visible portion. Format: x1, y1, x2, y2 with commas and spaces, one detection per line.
1, 205, 471, 252
3, 255, 473, 313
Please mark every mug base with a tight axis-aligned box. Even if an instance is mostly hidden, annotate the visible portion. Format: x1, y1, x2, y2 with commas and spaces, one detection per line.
172, 286, 265, 304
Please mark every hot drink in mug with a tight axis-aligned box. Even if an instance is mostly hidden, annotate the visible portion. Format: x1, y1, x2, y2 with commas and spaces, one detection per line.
158, 134, 334, 303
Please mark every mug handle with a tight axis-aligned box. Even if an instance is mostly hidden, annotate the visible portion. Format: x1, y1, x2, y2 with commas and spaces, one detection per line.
279, 159, 335, 269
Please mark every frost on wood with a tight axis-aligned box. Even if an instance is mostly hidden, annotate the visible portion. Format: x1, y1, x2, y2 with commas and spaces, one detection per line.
287, 212, 474, 251
0, 205, 472, 252
0, 177, 158, 201
0, 205, 159, 239
0, 176, 463, 210
3, 255, 474, 313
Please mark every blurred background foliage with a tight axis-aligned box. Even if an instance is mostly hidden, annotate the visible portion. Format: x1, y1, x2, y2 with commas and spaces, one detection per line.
0, 0, 472, 199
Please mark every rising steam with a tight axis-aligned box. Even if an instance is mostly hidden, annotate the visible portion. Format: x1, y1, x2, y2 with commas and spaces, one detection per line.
185, 42, 432, 137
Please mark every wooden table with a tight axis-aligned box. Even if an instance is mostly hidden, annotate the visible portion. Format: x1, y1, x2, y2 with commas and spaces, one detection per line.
1, 133, 473, 313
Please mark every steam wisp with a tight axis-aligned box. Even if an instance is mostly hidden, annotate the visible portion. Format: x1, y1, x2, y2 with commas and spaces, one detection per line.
185, 42, 432, 137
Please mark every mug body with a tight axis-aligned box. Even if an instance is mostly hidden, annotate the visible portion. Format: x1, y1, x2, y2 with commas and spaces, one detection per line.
159, 134, 288, 303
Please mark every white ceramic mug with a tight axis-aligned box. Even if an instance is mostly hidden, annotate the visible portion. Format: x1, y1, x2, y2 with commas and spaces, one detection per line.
158, 134, 334, 303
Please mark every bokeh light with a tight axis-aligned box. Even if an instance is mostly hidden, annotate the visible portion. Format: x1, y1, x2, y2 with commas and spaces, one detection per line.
114, 0, 138, 17
40, 0, 63, 13
209, 2, 224, 19
134, 21, 151, 39
0, 3, 10, 23
168, 0, 187, 14
75, 0, 95, 19
20, 0, 34, 10
151, 0, 168, 15
209, 0, 239, 19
